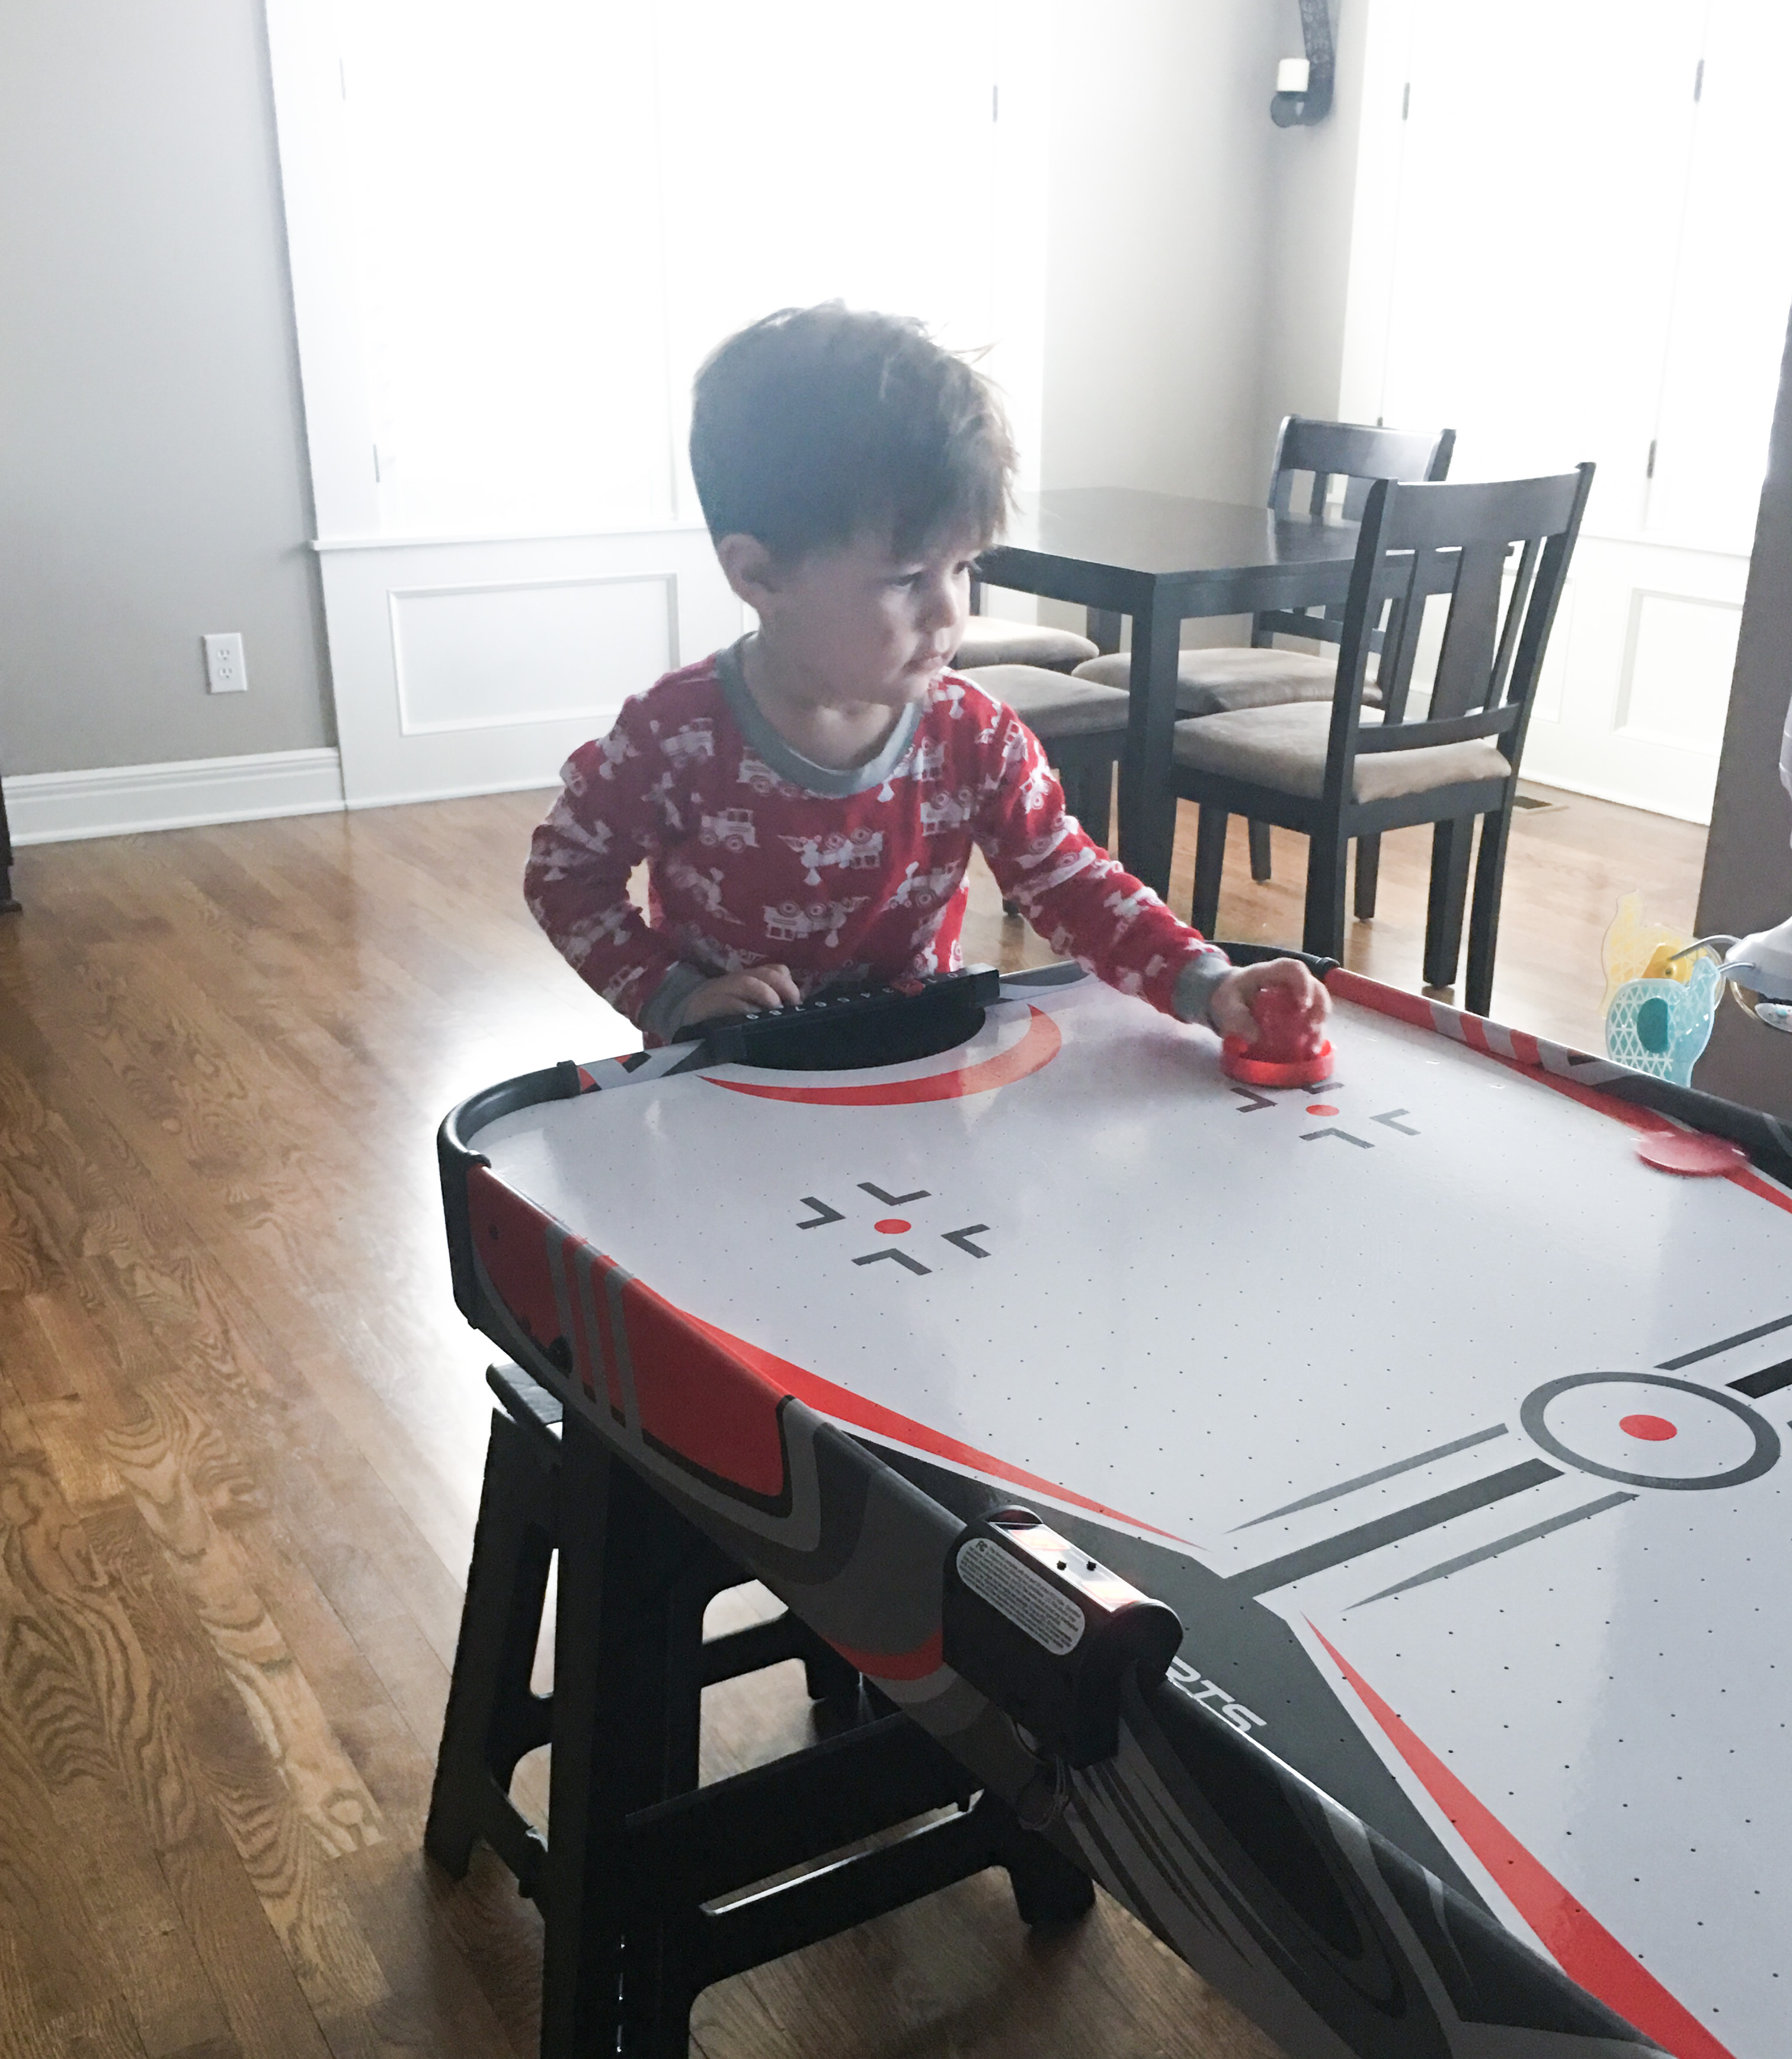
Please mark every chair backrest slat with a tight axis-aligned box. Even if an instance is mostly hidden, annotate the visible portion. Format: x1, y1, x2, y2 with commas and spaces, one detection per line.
1487, 536, 1542, 709
1429, 537, 1509, 723
1268, 418, 1455, 518
1259, 418, 1454, 654
1320, 467, 1595, 804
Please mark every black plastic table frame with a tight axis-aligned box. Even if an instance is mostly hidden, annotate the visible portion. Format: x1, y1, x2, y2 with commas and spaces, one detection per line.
977, 489, 1360, 897
426, 1358, 1093, 2059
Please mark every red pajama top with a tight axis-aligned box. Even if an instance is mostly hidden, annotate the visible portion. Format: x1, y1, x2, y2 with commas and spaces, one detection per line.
525, 643, 1224, 1038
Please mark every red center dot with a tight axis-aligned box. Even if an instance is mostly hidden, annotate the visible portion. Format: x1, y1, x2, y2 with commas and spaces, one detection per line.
1306, 1103, 1339, 1116
1620, 1413, 1678, 1442
874, 1218, 911, 1235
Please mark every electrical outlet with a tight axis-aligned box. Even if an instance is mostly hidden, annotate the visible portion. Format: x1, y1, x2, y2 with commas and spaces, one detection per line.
203, 632, 248, 694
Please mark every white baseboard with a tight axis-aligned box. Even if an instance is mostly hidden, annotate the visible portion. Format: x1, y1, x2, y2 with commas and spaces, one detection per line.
7, 748, 346, 846
342, 771, 561, 812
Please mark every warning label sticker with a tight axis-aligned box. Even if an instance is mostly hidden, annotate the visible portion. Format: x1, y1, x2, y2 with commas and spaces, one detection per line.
957, 1536, 1085, 1655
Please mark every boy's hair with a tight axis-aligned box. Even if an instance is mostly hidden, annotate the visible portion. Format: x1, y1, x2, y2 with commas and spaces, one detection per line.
689, 304, 1016, 561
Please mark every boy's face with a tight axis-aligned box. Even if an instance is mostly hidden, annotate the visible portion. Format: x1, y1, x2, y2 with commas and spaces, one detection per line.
737, 527, 983, 709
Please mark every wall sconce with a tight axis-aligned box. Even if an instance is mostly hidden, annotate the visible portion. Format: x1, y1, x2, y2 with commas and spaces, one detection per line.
1271, 0, 1335, 126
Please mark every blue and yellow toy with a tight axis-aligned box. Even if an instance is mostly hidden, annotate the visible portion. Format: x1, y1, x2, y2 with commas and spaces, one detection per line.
1600, 893, 1720, 1085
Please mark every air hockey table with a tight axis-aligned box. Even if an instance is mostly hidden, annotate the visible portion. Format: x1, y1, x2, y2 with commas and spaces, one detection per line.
440, 952, 1792, 2059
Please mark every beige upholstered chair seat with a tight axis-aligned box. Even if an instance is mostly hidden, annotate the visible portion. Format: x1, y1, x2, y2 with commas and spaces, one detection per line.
1171, 703, 1509, 803
953, 617, 1099, 673
1074, 645, 1381, 716
962, 664, 1131, 737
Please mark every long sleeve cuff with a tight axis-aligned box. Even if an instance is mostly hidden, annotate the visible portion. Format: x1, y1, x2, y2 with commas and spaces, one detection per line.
1170, 949, 1233, 1029
638, 962, 712, 1043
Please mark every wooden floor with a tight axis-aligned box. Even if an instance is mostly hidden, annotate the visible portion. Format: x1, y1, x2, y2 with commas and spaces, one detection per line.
0, 783, 1704, 2059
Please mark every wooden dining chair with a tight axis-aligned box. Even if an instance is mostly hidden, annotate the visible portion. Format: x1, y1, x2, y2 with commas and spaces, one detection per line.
1175, 463, 1593, 1017
958, 663, 1129, 851
1073, 415, 1455, 891
954, 588, 1097, 675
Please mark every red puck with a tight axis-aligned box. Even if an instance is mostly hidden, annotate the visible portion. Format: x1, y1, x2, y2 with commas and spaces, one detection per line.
1222, 1039, 1334, 1088
1634, 1130, 1750, 1177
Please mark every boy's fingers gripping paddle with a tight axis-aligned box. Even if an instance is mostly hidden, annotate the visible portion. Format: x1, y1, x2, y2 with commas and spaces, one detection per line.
1221, 982, 1335, 1088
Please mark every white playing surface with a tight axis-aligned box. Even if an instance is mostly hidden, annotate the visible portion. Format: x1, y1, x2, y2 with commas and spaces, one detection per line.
481, 978, 1792, 2054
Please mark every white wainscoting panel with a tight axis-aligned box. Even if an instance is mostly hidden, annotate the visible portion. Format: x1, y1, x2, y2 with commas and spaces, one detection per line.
316, 528, 745, 808
1519, 533, 1747, 824
391, 574, 676, 736
1617, 591, 1742, 752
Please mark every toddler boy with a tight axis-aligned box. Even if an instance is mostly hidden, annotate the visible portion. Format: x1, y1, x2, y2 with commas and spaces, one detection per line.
526, 305, 1327, 1048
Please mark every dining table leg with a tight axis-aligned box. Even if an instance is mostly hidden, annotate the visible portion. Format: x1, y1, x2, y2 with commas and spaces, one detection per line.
1118, 593, 1184, 899
1085, 609, 1124, 655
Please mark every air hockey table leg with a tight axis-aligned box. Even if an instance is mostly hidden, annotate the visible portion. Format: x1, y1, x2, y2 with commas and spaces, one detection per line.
425, 1403, 556, 1887
991, 1797, 1096, 1924
541, 1416, 699, 2058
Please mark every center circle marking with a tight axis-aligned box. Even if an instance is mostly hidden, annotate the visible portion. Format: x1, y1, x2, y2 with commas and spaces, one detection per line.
1620, 1413, 1678, 1442
874, 1218, 910, 1235
1519, 1372, 1778, 1490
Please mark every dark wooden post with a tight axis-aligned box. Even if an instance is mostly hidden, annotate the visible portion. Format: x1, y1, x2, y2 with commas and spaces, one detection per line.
1693, 307, 1792, 1119
0, 768, 18, 912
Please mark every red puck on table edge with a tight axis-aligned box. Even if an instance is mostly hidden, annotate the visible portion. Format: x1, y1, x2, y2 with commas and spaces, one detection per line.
1634, 1129, 1751, 1177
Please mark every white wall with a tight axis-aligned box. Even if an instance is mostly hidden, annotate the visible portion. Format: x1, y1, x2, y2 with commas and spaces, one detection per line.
1256, 0, 1372, 455
1038, 0, 1282, 505
0, 0, 330, 779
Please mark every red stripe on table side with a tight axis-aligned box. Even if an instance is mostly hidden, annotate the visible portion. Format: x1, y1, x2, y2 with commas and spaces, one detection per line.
1308, 1623, 1736, 2059
612, 1272, 791, 1500
468, 1168, 566, 1356
705, 1004, 1061, 1106
594, 1265, 947, 1681
680, 1306, 1192, 1545
1324, 968, 1792, 1221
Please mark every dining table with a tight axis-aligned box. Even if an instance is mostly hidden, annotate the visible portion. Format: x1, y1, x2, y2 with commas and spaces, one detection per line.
977, 487, 1361, 899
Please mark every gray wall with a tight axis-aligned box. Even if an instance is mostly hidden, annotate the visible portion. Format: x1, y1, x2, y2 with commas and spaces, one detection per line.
1255, 0, 1367, 461
1033, 0, 1358, 646
1692, 310, 1792, 1120
0, 0, 331, 778
1039, 1, 1281, 505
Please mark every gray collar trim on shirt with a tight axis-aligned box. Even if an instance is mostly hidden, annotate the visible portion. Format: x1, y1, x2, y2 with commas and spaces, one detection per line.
713, 638, 922, 798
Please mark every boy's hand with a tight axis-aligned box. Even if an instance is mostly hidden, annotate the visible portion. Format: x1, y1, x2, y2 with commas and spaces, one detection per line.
676, 963, 802, 1029
1208, 958, 1330, 1045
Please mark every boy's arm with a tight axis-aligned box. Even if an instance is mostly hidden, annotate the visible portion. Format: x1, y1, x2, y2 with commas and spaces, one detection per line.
971, 706, 1228, 1023
524, 709, 700, 1036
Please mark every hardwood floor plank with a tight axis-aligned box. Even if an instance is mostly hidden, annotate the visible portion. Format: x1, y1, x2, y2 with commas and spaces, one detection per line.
101, 1386, 388, 1861
0, 1373, 197, 1850
47, 1767, 233, 2059
320, 1843, 536, 2059
156, 1825, 339, 2059
42, 1995, 153, 2059
0, 1698, 120, 2031
85, 1497, 390, 2025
